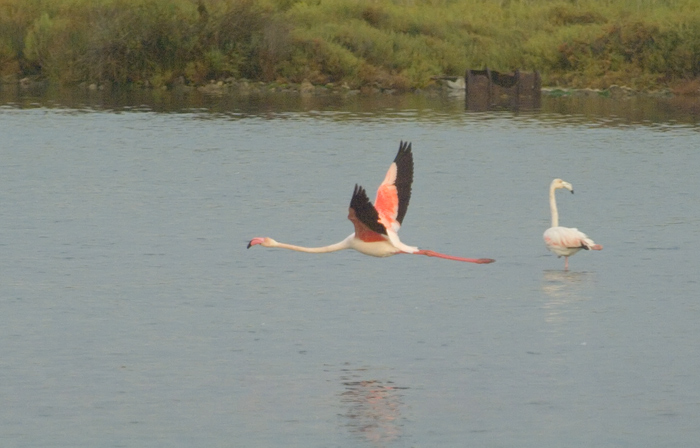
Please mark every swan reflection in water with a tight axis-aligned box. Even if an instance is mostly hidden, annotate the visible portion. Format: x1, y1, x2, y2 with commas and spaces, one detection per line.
541, 270, 596, 328
338, 367, 408, 446
542, 269, 593, 298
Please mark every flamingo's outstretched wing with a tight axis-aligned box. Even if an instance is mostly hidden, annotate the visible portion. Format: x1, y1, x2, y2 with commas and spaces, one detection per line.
348, 184, 388, 242
374, 141, 413, 233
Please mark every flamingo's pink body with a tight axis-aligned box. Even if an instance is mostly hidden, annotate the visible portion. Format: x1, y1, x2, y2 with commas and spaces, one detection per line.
543, 178, 602, 270
248, 141, 495, 264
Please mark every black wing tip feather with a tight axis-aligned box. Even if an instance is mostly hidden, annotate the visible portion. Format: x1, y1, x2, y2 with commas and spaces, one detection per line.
394, 140, 414, 225
395, 141, 412, 163
350, 184, 387, 235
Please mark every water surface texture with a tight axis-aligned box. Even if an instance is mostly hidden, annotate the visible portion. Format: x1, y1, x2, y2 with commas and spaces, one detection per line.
1, 88, 699, 447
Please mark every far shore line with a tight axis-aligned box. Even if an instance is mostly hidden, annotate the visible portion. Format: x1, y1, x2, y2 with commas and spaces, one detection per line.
2, 75, 696, 99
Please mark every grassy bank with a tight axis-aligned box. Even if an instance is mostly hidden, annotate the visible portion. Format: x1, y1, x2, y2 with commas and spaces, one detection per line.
1, 0, 699, 91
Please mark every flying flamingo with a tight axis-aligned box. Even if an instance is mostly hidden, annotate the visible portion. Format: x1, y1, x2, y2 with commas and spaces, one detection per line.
248, 141, 495, 264
543, 178, 602, 270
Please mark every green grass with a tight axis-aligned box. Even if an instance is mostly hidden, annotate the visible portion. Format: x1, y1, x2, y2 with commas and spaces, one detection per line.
1, 0, 699, 90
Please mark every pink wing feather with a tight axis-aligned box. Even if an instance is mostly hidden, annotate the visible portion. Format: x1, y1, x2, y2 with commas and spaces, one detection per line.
374, 141, 413, 233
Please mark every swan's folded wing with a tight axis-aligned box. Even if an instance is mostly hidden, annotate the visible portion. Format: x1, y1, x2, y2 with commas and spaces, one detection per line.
545, 226, 592, 249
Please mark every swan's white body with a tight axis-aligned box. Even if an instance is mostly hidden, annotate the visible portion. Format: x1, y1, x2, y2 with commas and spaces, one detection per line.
543, 178, 602, 270
248, 142, 494, 264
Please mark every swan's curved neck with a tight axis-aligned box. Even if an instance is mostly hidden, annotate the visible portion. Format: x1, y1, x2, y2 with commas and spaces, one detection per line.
549, 184, 559, 227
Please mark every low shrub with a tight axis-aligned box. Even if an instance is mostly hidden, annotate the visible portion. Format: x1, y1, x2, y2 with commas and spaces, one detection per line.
0, 0, 699, 90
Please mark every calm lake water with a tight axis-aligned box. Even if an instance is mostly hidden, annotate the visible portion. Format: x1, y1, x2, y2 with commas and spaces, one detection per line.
1, 85, 699, 447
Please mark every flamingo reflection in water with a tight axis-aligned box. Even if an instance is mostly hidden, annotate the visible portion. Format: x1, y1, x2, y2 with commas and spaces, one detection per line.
339, 368, 407, 446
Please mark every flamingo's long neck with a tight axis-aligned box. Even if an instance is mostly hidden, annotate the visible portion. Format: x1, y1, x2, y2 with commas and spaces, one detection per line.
272, 237, 351, 253
549, 184, 559, 227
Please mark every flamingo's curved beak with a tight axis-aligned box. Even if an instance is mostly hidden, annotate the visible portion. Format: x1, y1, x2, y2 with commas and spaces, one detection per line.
247, 237, 265, 248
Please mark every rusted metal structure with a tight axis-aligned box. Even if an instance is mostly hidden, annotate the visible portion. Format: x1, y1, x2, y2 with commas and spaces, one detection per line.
465, 68, 541, 111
